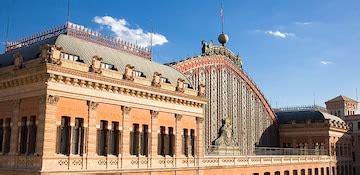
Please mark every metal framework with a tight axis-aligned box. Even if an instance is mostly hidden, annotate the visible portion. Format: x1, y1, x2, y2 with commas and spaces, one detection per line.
5, 22, 151, 59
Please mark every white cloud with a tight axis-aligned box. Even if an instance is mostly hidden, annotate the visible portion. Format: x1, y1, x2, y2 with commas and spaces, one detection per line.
93, 16, 168, 47
264, 30, 295, 38
320, 61, 333, 65
294, 21, 312, 25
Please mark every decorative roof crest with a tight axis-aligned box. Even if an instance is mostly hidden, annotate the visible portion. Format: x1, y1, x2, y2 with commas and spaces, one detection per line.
5, 22, 151, 59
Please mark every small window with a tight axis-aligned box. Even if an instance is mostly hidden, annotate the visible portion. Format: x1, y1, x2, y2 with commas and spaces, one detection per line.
97, 120, 108, 156
68, 55, 74, 61
133, 70, 145, 77
183, 83, 189, 88
190, 129, 195, 157
168, 127, 175, 156
160, 77, 169, 83
27, 116, 37, 155
60, 52, 80, 61
158, 126, 166, 156
72, 118, 84, 155
101, 63, 116, 70
182, 129, 189, 156
3, 118, 11, 154
358, 122, 360, 130
110, 122, 120, 156
130, 124, 140, 156
57, 117, 71, 155
140, 124, 149, 156
19, 117, 28, 154
0, 119, 3, 153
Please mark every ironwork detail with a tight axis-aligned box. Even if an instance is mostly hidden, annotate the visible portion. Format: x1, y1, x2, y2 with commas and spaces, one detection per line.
5, 22, 151, 59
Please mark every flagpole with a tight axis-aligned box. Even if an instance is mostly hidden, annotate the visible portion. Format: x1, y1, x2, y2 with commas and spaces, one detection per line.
66, 0, 71, 24
220, 4, 224, 34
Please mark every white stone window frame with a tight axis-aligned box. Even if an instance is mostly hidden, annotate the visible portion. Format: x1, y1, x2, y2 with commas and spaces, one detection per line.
60, 52, 80, 61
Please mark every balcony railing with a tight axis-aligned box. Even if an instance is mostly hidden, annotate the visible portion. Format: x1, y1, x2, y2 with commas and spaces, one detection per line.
205, 145, 328, 156
253, 147, 328, 156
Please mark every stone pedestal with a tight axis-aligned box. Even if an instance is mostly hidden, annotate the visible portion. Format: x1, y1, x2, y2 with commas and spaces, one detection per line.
208, 146, 241, 156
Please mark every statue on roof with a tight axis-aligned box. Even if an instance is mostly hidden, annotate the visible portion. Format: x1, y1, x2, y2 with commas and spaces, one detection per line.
201, 40, 214, 55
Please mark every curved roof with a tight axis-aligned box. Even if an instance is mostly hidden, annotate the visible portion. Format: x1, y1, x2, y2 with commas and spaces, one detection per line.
0, 34, 190, 86
276, 110, 345, 124
168, 54, 278, 125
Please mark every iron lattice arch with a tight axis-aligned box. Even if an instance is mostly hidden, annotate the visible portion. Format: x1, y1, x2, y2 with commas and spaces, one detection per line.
170, 52, 278, 155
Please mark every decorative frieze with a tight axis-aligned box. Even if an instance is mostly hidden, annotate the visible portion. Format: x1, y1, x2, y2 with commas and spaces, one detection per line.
123, 64, 134, 81
0, 73, 48, 90
90, 56, 102, 74
40, 44, 62, 65
44, 68, 205, 108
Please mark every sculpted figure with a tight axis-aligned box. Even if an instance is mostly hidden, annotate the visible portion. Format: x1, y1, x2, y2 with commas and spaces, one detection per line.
13, 52, 23, 70
213, 117, 236, 147
90, 56, 103, 74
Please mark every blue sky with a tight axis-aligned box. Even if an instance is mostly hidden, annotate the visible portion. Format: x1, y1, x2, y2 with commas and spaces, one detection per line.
1, 0, 359, 110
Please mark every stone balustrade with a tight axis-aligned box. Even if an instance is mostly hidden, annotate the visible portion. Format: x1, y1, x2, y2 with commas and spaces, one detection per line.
0, 154, 336, 173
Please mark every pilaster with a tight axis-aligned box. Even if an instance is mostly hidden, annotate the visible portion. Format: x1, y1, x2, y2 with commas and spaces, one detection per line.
175, 114, 183, 166
9, 99, 20, 155
86, 101, 98, 157
85, 100, 98, 170
196, 117, 204, 159
121, 106, 131, 163
150, 110, 159, 167
41, 95, 59, 156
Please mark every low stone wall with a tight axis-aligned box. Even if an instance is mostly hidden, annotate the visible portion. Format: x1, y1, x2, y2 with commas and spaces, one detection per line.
0, 155, 342, 174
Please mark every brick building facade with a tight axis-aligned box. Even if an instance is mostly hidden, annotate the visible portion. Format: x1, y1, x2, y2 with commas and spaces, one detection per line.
0, 23, 352, 175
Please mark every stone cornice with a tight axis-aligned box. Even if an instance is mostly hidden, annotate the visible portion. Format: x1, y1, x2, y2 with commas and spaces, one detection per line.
0, 71, 48, 91
171, 55, 278, 125
46, 64, 206, 108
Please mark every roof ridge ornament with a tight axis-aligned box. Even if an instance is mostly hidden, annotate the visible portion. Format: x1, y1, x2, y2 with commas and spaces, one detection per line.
201, 41, 242, 68
218, 4, 229, 46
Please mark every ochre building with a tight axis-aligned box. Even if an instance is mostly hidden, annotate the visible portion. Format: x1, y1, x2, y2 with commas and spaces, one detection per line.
0, 23, 351, 175
325, 95, 360, 175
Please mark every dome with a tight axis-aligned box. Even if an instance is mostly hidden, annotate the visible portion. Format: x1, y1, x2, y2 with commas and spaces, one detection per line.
276, 110, 346, 124
218, 33, 229, 46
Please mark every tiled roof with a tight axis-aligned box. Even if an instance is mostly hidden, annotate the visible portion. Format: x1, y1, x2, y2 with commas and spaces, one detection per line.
0, 34, 190, 86
325, 95, 358, 103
